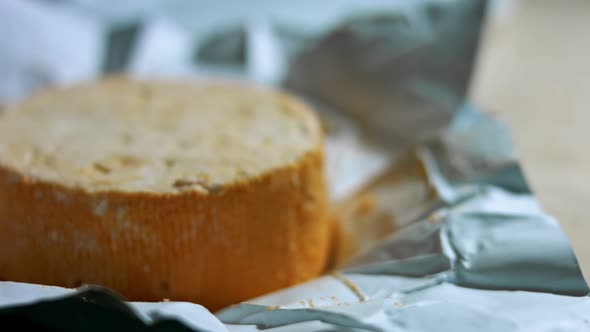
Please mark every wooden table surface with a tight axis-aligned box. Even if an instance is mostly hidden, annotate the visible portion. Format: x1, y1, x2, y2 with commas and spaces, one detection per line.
472, 0, 590, 280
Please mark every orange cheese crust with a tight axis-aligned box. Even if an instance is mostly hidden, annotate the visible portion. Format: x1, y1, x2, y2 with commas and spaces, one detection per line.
0, 143, 330, 311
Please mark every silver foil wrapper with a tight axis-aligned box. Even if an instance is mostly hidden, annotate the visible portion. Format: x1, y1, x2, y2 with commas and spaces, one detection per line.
0, 0, 588, 331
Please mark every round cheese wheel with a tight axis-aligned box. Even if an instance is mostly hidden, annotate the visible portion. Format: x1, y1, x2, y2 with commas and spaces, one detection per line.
0, 78, 331, 310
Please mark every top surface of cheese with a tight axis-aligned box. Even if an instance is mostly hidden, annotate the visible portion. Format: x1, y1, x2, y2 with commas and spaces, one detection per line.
0, 78, 321, 193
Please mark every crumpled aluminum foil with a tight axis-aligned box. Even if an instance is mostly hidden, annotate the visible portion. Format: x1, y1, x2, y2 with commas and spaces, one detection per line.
0, 0, 588, 331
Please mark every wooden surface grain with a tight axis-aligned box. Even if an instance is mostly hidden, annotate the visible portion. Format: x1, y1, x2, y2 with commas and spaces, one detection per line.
472, 0, 590, 279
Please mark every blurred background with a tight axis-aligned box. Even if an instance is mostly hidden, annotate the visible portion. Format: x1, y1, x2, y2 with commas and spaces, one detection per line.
472, 0, 590, 267
0, 0, 588, 267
